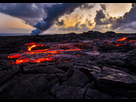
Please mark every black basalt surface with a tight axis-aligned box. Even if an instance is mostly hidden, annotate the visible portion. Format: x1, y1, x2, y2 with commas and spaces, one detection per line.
0, 31, 136, 99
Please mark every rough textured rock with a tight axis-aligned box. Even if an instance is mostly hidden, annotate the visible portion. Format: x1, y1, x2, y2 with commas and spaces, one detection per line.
61, 69, 74, 82
55, 85, 86, 99
1, 32, 136, 99
84, 88, 112, 99
61, 68, 91, 87
0, 74, 50, 99
96, 66, 136, 97
0, 66, 19, 86
23, 65, 65, 74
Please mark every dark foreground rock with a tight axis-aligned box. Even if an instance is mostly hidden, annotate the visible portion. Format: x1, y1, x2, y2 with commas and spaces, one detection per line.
1, 32, 136, 99
96, 66, 136, 98
0, 61, 136, 99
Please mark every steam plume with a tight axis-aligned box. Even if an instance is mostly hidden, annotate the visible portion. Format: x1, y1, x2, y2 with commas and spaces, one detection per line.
30, 3, 85, 35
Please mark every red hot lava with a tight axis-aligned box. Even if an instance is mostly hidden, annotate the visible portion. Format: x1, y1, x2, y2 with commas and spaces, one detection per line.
116, 36, 136, 46
7, 42, 82, 64
100, 36, 136, 47
7, 36, 136, 65
117, 37, 127, 41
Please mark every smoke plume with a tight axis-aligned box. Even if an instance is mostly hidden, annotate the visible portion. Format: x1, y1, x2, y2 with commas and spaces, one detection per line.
0, 3, 95, 35
30, 3, 85, 35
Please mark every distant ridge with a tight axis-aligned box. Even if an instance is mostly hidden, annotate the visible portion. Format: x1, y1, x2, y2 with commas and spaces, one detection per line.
0, 30, 136, 36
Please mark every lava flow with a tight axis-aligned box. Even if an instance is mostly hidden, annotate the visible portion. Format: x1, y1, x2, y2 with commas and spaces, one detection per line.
7, 36, 136, 65
7, 42, 82, 64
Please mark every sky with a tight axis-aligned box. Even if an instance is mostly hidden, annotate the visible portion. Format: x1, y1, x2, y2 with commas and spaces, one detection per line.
0, 3, 135, 35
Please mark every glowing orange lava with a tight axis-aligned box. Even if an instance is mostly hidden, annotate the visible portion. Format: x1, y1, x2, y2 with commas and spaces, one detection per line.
116, 36, 136, 46
117, 37, 127, 41
8, 37, 136, 65
8, 42, 82, 64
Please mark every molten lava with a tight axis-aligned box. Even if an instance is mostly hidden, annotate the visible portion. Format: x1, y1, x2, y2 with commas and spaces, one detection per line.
117, 37, 127, 41
116, 36, 136, 46
8, 42, 82, 64
8, 36, 136, 65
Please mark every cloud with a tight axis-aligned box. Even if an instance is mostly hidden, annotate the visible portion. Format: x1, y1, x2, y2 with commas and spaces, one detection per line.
93, 4, 115, 26
0, 3, 93, 35
85, 18, 93, 26
100, 4, 106, 10
116, 21, 136, 32
94, 4, 108, 25
94, 9, 106, 25
58, 21, 90, 32
55, 20, 65, 26
55, 3, 136, 33
79, 3, 95, 10
1, 3, 134, 34
58, 22, 80, 31
93, 3, 136, 31
0, 3, 47, 26
30, 3, 86, 35
110, 3, 136, 30
0, 3, 43, 18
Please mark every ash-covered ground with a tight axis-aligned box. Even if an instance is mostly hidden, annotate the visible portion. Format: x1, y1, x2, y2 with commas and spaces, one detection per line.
1, 31, 136, 99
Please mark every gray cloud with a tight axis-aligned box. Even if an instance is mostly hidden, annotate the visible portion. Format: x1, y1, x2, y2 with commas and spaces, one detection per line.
92, 3, 136, 31
94, 9, 106, 25
110, 3, 136, 30
58, 22, 90, 32
117, 22, 136, 31
79, 3, 95, 10
0, 3, 91, 35
85, 18, 93, 26
94, 4, 115, 26
30, 3, 86, 35
0, 3, 43, 18
1, 3, 135, 34
100, 4, 106, 10
0, 3, 47, 26
94, 4, 107, 25
55, 20, 65, 26
58, 22, 81, 31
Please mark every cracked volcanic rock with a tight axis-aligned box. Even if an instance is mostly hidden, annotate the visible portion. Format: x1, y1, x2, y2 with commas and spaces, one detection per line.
1, 31, 136, 99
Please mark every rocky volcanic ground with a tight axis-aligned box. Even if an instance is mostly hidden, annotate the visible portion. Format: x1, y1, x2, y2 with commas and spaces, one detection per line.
1, 31, 136, 99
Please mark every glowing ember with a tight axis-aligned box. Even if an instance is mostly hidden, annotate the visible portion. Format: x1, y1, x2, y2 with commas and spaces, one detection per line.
117, 37, 127, 41
8, 53, 21, 58
116, 36, 136, 46
116, 43, 125, 47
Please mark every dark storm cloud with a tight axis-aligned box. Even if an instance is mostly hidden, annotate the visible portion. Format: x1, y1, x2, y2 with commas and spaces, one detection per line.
93, 3, 136, 31
30, 3, 86, 35
100, 4, 106, 10
0, 3, 93, 35
119, 23, 136, 30
0, 3, 47, 26
94, 4, 107, 25
110, 3, 136, 30
94, 4, 114, 26
55, 20, 65, 26
0, 3, 43, 18
83, 3, 136, 31
94, 9, 106, 25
